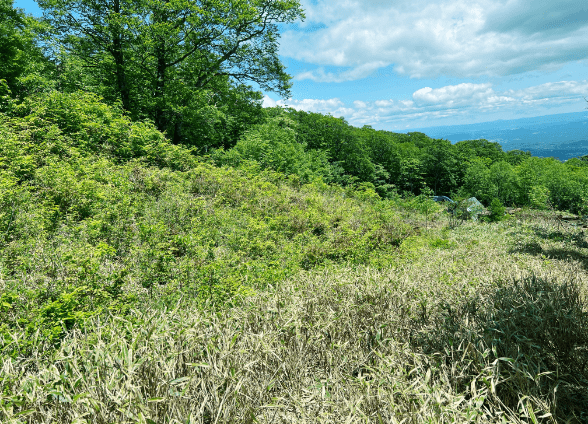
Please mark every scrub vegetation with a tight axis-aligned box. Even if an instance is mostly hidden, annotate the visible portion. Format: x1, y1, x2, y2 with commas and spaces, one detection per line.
1, 0, 588, 422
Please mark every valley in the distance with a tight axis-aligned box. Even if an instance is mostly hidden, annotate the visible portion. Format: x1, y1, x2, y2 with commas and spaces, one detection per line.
410, 111, 588, 161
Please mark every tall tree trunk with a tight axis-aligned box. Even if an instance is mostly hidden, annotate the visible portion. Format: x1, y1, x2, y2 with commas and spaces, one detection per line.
112, 0, 130, 111
153, 0, 168, 131
154, 41, 166, 130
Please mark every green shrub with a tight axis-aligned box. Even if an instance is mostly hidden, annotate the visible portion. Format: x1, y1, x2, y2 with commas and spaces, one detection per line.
0, 140, 412, 353
216, 112, 339, 184
4, 90, 198, 170
528, 184, 550, 210
488, 197, 505, 222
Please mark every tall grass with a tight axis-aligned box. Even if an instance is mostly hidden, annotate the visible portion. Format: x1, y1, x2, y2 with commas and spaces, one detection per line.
3, 91, 588, 423
2, 217, 588, 423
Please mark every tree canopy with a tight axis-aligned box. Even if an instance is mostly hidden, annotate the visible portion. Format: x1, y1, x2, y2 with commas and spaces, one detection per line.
0, 0, 49, 96
38, 0, 304, 143
2, 0, 588, 214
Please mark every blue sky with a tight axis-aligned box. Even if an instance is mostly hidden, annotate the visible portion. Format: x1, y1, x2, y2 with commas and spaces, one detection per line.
15, 0, 588, 131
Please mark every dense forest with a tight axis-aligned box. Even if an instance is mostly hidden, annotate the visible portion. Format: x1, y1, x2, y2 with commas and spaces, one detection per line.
2, 0, 588, 214
2, 0, 588, 422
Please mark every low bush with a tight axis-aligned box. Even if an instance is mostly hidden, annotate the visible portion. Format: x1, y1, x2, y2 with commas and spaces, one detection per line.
488, 197, 506, 222
1, 93, 413, 352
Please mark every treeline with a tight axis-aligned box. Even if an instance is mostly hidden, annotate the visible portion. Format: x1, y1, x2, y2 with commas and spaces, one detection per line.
214, 107, 588, 214
2, 0, 588, 215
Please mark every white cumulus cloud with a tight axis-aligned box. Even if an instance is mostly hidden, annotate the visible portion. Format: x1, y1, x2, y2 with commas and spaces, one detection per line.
277, 80, 588, 128
413, 83, 494, 105
262, 95, 278, 108
281, 0, 588, 81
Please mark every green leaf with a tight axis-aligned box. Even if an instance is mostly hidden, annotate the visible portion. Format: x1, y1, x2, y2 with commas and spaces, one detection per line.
169, 376, 190, 385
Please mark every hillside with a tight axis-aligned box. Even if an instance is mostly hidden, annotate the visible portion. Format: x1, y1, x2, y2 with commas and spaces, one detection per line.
1, 91, 588, 423
3, 0, 588, 421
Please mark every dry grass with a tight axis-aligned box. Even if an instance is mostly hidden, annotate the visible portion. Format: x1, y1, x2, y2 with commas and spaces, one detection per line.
2, 215, 588, 423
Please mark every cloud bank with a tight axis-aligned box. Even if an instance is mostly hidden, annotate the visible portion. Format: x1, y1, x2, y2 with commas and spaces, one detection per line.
280, 0, 588, 81
264, 80, 588, 128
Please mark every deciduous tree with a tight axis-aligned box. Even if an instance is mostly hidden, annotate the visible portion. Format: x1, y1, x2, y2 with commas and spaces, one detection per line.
0, 0, 47, 95
39, 0, 304, 142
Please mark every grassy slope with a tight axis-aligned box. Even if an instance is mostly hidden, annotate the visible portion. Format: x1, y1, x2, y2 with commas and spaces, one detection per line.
1, 93, 588, 423
3, 215, 588, 423
0, 91, 411, 341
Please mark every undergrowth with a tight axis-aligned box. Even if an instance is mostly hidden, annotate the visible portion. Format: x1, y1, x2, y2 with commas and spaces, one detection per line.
0, 92, 412, 351
1, 91, 588, 423
2, 267, 587, 423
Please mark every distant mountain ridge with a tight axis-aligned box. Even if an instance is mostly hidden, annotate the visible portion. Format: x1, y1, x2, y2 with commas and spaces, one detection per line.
410, 111, 588, 161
